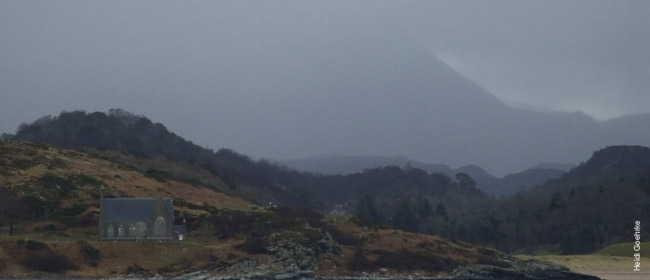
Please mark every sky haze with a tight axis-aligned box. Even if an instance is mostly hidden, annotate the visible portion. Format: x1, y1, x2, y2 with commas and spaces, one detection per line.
2, 0, 649, 175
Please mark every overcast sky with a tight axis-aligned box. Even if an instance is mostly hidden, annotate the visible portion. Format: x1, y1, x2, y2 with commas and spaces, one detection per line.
1, 0, 649, 167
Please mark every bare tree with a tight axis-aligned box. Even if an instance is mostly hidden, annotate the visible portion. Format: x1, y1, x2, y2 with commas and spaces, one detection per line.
0, 186, 26, 235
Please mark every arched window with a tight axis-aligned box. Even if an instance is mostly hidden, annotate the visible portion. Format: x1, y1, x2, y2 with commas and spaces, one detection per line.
136, 222, 147, 237
118, 225, 125, 237
154, 216, 166, 237
129, 224, 136, 237
107, 225, 114, 237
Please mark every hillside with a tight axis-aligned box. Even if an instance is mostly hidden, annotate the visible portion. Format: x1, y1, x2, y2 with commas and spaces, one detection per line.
0, 141, 598, 279
10, 110, 491, 222
453, 145, 650, 254
7, 110, 647, 260
9, 110, 646, 257
0, 140, 250, 230
10, 110, 308, 207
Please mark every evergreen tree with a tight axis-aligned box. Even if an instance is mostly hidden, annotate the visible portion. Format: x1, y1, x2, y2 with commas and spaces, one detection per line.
393, 199, 417, 232
435, 202, 448, 221
548, 191, 565, 210
455, 172, 477, 189
416, 197, 434, 218
221, 173, 238, 191
356, 195, 382, 224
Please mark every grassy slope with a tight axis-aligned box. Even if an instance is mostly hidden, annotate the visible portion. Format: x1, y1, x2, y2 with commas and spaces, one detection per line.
0, 141, 579, 278
595, 242, 650, 257
0, 235, 241, 277
518, 242, 650, 280
0, 140, 256, 276
518, 254, 650, 280
319, 215, 509, 277
0, 141, 250, 212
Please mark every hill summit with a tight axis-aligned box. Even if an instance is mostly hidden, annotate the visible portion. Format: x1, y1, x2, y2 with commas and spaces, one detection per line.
573, 145, 650, 175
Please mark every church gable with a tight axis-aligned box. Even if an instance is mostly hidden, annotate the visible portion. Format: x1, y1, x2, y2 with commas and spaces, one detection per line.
99, 198, 174, 240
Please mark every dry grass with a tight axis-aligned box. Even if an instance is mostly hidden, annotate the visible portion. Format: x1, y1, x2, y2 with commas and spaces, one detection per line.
0, 141, 250, 210
518, 254, 650, 280
0, 141, 255, 277
0, 237, 255, 278
318, 215, 506, 277
4, 141, 587, 278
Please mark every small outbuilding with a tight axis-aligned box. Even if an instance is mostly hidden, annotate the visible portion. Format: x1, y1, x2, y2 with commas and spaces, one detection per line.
173, 225, 187, 241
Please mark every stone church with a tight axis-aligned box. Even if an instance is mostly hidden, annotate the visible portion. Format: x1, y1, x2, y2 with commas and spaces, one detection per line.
99, 198, 175, 240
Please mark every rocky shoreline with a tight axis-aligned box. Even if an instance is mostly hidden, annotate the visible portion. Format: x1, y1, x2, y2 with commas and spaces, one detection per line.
0, 233, 601, 280
154, 255, 600, 280
98, 236, 602, 280
0, 261, 601, 280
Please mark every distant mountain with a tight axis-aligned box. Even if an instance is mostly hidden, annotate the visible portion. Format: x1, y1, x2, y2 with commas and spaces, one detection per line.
493, 168, 567, 197
279, 155, 565, 196
276, 155, 451, 175
147, 24, 650, 176
530, 163, 576, 172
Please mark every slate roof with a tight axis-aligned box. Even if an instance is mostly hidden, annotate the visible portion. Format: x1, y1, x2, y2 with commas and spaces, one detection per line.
102, 198, 173, 223
173, 225, 187, 235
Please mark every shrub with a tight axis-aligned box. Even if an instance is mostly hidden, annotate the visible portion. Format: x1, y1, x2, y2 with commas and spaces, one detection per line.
125, 263, 149, 275
57, 215, 79, 227
71, 174, 102, 186
21, 253, 77, 273
372, 249, 460, 272
40, 173, 77, 195
475, 254, 511, 268
145, 168, 173, 183
236, 237, 269, 254
559, 225, 606, 254
23, 240, 48, 251
62, 203, 88, 216
272, 206, 364, 246
212, 211, 255, 239
299, 228, 326, 244
0, 259, 7, 272
33, 224, 57, 232
78, 241, 101, 267
274, 206, 323, 227
77, 211, 98, 226
347, 250, 376, 272
327, 227, 364, 246
157, 257, 191, 275
23, 195, 57, 218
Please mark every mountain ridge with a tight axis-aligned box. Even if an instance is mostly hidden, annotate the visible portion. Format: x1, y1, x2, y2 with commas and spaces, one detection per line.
277, 154, 566, 196
154, 35, 650, 176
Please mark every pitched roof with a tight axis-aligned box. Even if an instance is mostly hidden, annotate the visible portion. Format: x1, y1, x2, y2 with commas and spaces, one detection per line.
173, 225, 187, 234
102, 198, 172, 223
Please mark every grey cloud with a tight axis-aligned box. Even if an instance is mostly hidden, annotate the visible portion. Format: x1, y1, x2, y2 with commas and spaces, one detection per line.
410, 0, 650, 118
1, 0, 649, 175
